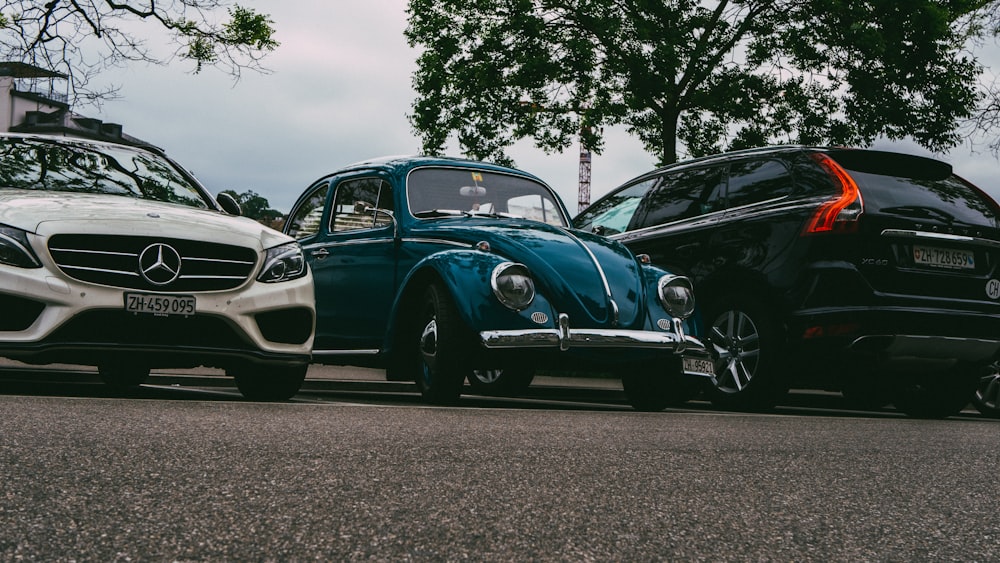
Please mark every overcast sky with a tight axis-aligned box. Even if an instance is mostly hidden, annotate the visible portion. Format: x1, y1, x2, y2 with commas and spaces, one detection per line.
93, 1, 1000, 215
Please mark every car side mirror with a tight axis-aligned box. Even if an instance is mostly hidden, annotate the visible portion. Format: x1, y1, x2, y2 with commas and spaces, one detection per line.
217, 192, 242, 216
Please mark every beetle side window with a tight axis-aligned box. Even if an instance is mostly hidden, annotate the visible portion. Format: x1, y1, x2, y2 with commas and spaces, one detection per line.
726, 160, 792, 208
574, 178, 656, 235
636, 167, 725, 228
285, 182, 329, 240
330, 178, 394, 232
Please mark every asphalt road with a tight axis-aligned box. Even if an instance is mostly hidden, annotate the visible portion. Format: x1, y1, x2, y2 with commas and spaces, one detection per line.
1, 367, 999, 561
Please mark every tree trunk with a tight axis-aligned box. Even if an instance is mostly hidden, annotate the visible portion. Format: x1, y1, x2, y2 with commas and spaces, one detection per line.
660, 109, 680, 166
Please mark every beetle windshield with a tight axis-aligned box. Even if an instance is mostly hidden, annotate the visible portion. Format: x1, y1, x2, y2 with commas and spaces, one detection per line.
407, 166, 567, 226
0, 137, 211, 209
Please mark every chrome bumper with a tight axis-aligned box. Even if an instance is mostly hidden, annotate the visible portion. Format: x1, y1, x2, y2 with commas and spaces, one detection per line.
479, 313, 708, 355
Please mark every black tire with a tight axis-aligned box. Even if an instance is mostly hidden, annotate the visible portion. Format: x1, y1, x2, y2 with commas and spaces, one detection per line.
98, 363, 150, 390
704, 297, 788, 410
839, 368, 893, 411
412, 282, 468, 405
621, 358, 701, 412
467, 367, 535, 396
972, 361, 1000, 418
233, 364, 307, 402
889, 366, 979, 419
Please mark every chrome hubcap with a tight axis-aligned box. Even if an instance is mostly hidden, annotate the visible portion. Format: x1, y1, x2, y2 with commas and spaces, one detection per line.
419, 317, 438, 383
473, 369, 503, 384
710, 309, 760, 393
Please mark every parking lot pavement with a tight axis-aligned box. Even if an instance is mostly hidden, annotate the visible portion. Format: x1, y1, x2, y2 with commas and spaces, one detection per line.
0, 358, 624, 394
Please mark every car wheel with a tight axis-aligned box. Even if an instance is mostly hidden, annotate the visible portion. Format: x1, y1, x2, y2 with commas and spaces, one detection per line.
889, 366, 978, 419
467, 367, 535, 396
705, 297, 788, 410
413, 282, 468, 405
972, 361, 1000, 418
620, 359, 702, 412
839, 368, 893, 410
98, 363, 150, 390
233, 364, 307, 402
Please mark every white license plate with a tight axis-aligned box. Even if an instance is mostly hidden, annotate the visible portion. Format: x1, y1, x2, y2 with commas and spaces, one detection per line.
913, 245, 975, 270
683, 356, 716, 377
125, 292, 196, 317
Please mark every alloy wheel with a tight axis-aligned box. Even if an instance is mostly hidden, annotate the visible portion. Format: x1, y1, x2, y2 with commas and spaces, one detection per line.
710, 309, 761, 394
973, 361, 1000, 417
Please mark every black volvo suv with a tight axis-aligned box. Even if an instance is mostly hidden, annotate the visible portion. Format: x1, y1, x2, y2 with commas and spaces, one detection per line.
574, 146, 1000, 418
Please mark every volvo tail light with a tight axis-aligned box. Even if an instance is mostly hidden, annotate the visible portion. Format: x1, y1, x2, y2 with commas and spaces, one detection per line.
803, 152, 864, 235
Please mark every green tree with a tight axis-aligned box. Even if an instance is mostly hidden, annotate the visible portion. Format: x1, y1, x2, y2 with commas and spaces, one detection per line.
220, 189, 281, 224
962, 2, 1000, 153
0, 1, 278, 104
406, 0, 985, 167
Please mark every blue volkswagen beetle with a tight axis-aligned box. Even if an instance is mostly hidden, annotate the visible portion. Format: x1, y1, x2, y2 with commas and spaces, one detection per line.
284, 156, 713, 410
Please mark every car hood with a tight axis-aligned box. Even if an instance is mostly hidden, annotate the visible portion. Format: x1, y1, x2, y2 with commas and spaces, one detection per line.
410, 218, 648, 327
0, 190, 291, 250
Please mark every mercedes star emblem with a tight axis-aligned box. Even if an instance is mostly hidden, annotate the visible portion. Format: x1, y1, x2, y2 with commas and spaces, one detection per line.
138, 243, 182, 286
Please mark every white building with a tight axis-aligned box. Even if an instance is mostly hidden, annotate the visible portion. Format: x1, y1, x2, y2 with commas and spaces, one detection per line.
0, 61, 151, 148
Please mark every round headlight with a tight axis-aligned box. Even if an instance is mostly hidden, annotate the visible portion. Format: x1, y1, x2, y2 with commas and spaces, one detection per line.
657, 275, 695, 319
491, 262, 535, 311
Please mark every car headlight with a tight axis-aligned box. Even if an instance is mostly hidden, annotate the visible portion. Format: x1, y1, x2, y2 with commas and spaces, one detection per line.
657, 274, 695, 319
0, 225, 41, 268
491, 262, 535, 311
257, 242, 307, 283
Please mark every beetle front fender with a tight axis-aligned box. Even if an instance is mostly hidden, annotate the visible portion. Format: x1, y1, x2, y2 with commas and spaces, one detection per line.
387, 249, 556, 343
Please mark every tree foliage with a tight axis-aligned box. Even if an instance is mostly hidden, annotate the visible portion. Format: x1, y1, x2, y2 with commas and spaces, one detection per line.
0, 0, 278, 105
406, 0, 985, 166
962, 2, 1000, 154
220, 189, 281, 224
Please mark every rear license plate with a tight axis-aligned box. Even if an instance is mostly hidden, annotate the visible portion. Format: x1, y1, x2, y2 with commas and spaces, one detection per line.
912, 245, 974, 270
683, 356, 716, 377
125, 292, 196, 317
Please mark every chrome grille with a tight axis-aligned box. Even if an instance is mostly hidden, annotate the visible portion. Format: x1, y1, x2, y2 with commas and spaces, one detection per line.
48, 234, 257, 291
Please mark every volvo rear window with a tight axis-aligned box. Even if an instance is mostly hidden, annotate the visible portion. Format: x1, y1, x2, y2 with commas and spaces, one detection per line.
828, 151, 999, 226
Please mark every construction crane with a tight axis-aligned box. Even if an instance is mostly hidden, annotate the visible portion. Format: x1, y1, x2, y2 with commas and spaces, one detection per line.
578, 126, 592, 213
518, 99, 592, 212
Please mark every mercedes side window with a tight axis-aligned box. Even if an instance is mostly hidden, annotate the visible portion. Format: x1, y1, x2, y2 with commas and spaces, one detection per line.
636, 166, 725, 228
574, 178, 656, 235
726, 159, 792, 209
330, 178, 394, 233
285, 182, 329, 240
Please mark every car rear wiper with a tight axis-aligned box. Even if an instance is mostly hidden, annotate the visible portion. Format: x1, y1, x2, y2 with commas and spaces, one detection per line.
880, 205, 956, 224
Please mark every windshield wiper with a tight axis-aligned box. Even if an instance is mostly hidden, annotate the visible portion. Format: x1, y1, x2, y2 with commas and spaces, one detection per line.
412, 209, 467, 218
468, 210, 520, 219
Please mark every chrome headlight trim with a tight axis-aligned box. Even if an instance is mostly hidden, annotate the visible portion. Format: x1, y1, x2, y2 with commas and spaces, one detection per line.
0, 225, 41, 268
491, 262, 535, 311
657, 274, 695, 319
257, 241, 307, 283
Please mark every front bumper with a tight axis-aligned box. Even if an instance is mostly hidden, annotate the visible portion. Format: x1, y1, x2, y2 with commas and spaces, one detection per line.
479, 313, 714, 377
0, 260, 315, 370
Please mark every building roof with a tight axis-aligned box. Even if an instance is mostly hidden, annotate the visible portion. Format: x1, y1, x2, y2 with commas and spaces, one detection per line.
0, 61, 67, 79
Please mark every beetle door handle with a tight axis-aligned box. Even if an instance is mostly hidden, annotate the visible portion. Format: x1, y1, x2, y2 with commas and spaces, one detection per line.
310, 248, 330, 260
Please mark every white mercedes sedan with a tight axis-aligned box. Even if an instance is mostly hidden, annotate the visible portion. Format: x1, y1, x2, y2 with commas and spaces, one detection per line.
0, 133, 314, 400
